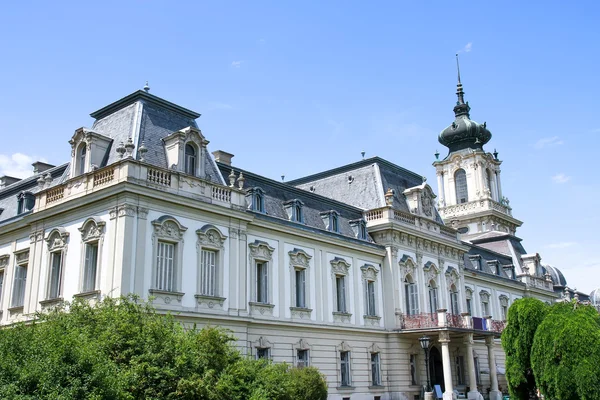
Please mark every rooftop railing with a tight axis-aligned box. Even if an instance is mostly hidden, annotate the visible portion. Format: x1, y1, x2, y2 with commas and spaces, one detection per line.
365, 206, 458, 241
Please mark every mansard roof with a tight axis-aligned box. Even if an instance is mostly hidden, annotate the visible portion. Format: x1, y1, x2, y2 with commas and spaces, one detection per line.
287, 157, 444, 223
0, 163, 69, 225
463, 242, 516, 282
85, 90, 222, 185
216, 163, 381, 248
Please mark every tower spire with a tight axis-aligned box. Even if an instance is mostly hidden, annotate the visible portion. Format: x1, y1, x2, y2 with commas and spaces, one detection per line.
455, 53, 465, 105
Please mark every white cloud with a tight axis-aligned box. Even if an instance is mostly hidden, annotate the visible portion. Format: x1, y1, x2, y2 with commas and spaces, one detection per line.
207, 102, 233, 110
544, 241, 577, 249
231, 61, 242, 68
458, 42, 472, 53
534, 136, 564, 149
552, 173, 571, 184
0, 153, 43, 179
257, 38, 266, 44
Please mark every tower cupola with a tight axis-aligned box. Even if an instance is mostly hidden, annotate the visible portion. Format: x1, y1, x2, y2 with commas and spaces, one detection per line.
438, 55, 491, 154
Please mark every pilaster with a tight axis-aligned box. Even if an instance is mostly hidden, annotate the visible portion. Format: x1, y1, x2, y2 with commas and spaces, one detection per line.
486, 336, 501, 400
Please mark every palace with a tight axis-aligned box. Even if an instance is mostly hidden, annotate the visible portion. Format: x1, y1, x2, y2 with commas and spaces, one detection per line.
0, 74, 593, 400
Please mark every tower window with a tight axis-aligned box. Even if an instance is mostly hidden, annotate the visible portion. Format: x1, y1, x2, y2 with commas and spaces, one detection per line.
454, 169, 468, 203
79, 144, 87, 175
184, 144, 197, 176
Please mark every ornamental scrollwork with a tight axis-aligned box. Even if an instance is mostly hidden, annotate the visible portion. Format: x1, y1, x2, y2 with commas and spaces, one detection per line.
78, 217, 106, 242
0, 255, 9, 268
151, 216, 188, 242
289, 248, 312, 269
330, 257, 350, 276
360, 264, 379, 281
399, 254, 417, 281
196, 224, 227, 249
46, 228, 69, 252
249, 240, 275, 261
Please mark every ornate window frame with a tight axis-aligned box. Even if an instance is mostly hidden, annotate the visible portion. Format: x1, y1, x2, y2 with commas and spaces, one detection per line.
445, 267, 461, 315
294, 338, 311, 368
479, 290, 491, 317
246, 187, 266, 213
289, 248, 312, 319
16, 191, 35, 215
321, 210, 340, 233
401, 255, 419, 316
349, 218, 368, 240
10, 249, 29, 312
195, 224, 227, 309
253, 336, 273, 360
149, 216, 187, 305
248, 240, 275, 317
361, 264, 381, 325
331, 257, 352, 323
337, 341, 353, 389
368, 343, 383, 388
42, 227, 69, 305
465, 287, 474, 315
499, 295, 509, 321
162, 126, 208, 176
0, 255, 9, 311
75, 217, 105, 298
284, 199, 304, 223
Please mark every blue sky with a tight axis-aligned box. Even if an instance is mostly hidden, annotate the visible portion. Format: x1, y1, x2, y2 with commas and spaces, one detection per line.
0, 1, 598, 294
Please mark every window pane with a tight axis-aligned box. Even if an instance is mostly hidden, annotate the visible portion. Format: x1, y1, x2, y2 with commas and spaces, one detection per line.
371, 353, 380, 385
257, 262, 268, 303
185, 144, 196, 175
156, 242, 175, 291
83, 243, 98, 292
367, 281, 376, 316
201, 249, 217, 296
340, 351, 350, 386
49, 252, 63, 299
297, 349, 308, 368
11, 265, 27, 307
0, 270, 4, 300
410, 354, 418, 385
454, 169, 468, 203
295, 269, 305, 308
336, 275, 346, 312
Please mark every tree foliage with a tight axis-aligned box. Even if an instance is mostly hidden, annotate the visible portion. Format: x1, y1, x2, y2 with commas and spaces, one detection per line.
0, 296, 328, 400
530, 302, 600, 400
501, 297, 548, 400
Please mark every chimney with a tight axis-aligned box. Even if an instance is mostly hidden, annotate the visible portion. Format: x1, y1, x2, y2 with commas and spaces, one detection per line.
212, 150, 234, 166
0, 176, 21, 188
32, 161, 55, 174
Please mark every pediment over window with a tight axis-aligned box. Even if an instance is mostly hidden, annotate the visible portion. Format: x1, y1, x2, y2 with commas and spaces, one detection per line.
479, 290, 490, 302
196, 224, 227, 249
337, 341, 352, 352
368, 342, 382, 353
295, 338, 311, 350
46, 227, 69, 251
0, 254, 9, 268
360, 264, 379, 281
151, 216, 188, 241
253, 336, 273, 349
78, 217, 106, 242
330, 257, 350, 275
445, 266, 460, 287
249, 240, 275, 261
399, 254, 417, 281
289, 248, 312, 268
499, 295, 509, 307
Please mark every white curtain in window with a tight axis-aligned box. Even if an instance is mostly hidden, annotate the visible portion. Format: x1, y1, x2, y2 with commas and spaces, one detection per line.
200, 249, 217, 296
156, 242, 175, 291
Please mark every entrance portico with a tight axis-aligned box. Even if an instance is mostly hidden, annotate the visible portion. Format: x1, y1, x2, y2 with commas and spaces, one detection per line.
398, 309, 505, 400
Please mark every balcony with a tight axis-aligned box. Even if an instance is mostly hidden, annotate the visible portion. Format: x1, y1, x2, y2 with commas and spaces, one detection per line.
399, 310, 506, 334
35, 160, 247, 212
438, 198, 512, 220
364, 206, 458, 241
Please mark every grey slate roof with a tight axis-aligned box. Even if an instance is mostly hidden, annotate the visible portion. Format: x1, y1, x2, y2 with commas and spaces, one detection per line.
463, 243, 516, 282
0, 163, 69, 225
288, 157, 444, 223
89, 90, 223, 185
216, 163, 380, 247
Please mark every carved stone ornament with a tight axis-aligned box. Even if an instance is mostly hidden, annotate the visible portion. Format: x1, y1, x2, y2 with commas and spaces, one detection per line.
254, 336, 273, 350
196, 224, 227, 249
465, 287, 473, 300
399, 254, 417, 281
421, 186, 435, 217
295, 338, 311, 350
249, 240, 275, 261
337, 341, 352, 352
368, 342, 382, 353
46, 228, 69, 252
330, 257, 350, 276
360, 264, 379, 281
499, 295, 509, 307
78, 217, 106, 242
289, 248, 312, 269
423, 261, 439, 283
0, 255, 9, 268
290, 307, 313, 319
479, 290, 490, 302
152, 216, 188, 242
29, 230, 44, 244
118, 204, 136, 218
445, 266, 460, 288
14, 250, 29, 265
137, 207, 149, 220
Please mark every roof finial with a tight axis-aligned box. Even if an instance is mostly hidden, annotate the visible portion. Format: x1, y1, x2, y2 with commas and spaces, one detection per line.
455, 54, 465, 105
143, 81, 150, 92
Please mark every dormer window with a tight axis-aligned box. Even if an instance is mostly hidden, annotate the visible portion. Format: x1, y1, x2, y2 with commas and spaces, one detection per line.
350, 219, 368, 240
469, 255, 482, 271
487, 260, 501, 275
78, 145, 87, 175
184, 144, 197, 176
246, 187, 266, 213
284, 199, 304, 223
321, 210, 340, 233
17, 192, 35, 214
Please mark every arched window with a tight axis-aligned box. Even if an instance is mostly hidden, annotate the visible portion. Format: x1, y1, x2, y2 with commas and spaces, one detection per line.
404, 275, 419, 315
454, 169, 468, 204
450, 284, 460, 315
486, 169, 492, 191
78, 145, 87, 175
428, 280, 438, 315
184, 144, 197, 176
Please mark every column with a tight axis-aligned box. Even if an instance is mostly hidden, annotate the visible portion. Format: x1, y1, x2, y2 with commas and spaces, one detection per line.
436, 171, 445, 206
486, 336, 501, 400
439, 331, 454, 400
464, 333, 481, 400
495, 170, 503, 200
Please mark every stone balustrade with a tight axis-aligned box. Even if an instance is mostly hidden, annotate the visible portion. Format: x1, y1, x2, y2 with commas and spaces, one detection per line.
35, 160, 246, 212
364, 206, 458, 241
439, 198, 512, 219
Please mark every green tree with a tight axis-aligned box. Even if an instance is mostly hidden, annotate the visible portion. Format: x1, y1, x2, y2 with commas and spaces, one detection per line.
501, 297, 548, 399
0, 296, 327, 400
530, 302, 600, 400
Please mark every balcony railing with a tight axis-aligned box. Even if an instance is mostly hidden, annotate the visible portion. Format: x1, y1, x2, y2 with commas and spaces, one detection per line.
400, 311, 506, 334
35, 160, 246, 212
365, 206, 458, 241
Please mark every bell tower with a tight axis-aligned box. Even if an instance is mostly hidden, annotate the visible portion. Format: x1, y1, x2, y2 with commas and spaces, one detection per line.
433, 56, 522, 239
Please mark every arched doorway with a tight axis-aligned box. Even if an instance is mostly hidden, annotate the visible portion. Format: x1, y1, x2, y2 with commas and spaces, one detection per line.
429, 346, 445, 392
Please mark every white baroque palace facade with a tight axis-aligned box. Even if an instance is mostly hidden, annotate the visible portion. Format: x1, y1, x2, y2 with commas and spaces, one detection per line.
0, 82, 587, 400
